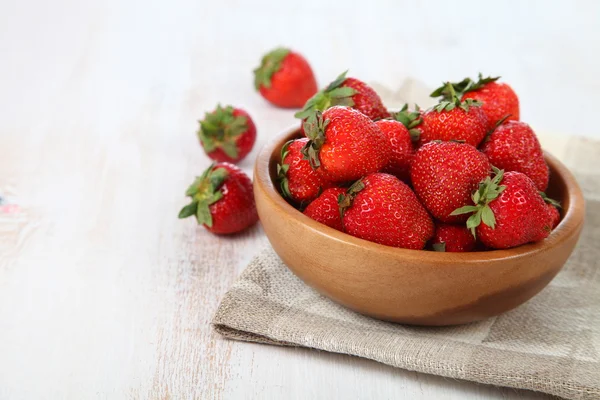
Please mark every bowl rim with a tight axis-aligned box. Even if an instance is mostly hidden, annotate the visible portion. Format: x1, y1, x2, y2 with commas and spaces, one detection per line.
254, 124, 585, 264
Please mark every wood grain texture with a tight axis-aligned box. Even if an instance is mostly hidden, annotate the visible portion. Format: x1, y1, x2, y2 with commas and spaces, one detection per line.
0, 0, 596, 398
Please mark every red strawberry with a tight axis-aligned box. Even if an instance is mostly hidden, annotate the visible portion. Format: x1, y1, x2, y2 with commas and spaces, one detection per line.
480, 120, 549, 191
431, 74, 519, 130
338, 174, 434, 249
197, 105, 256, 163
416, 83, 488, 147
294, 71, 389, 122
301, 106, 390, 182
540, 191, 561, 229
411, 141, 491, 223
253, 48, 318, 108
277, 138, 334, 205
451, 169, 552, 249
303, 187, 345, 231
375, 119, 415, 181
431, 223, 476, 252
178, 163, 258, 234
547, 204, 561, 229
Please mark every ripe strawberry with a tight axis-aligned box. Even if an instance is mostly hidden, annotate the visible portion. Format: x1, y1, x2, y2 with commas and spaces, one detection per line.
416, 83, 488, 147
375, 119, 414, 182
277, 138, 333, 205
294, 71, 389, 122
547, 204, 561, 229
303, 187, 346, 231
431, 74, 519, 130
178, 163, 258, 234
301, 106, 390, 182
431, 223, 476, 252
197, 105, 256, 163
480, 120, 549, 191
540, 191, 561, 229
253, 48, 318, 108
338, 174, 434, 249
451, 169, 552, 249
410, 141, 491, 223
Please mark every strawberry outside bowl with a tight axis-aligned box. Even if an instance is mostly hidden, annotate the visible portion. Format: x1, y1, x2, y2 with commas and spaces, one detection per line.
253, 125, 585, 326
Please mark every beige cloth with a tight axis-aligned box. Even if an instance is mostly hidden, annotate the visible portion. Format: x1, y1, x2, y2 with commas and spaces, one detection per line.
213, 137, 600, 400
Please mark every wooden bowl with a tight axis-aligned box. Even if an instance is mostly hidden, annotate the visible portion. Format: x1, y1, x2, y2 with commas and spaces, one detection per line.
253, 125, 585, 326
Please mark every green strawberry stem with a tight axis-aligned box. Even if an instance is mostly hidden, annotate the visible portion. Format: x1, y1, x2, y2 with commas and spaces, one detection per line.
432, 82, 482, 113
450, 167, 507, 237
540, 191, 561, 208
197, 104, 247, 159
253, 47, 290, 90
300, 111, 329, 169
482, 114, 513, 142
178, 164, 229, 227
430, 73, 500, 100
393, 104, 422, 142
294, 71, 357, 120
276, 140, 293, 199
337, 179, 365, 220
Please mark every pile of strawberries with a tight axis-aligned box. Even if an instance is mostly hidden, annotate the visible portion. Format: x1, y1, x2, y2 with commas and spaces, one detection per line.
179, 47, 561, 252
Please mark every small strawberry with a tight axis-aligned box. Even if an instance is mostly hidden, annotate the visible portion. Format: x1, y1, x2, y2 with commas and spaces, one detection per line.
451, 169, 552, 249
178, 163, 258, 234
410, 141, 491, 223
540, 191, 561, 229
431, 223, 476, 252
303, 187, 346, 231
431, 74, 519, 130
301, 106, 390, 182
277, 138, 334, 205
253, 47, 318, 108
480, 120, 549, 191
338, 174, 434, 249
294, 71, 389, 122
375, 119, 415, 182
416, 83, 488, 147
197, 105, 256, 163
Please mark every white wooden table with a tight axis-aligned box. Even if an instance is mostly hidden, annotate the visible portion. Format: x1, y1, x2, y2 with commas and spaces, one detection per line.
1, 1, 597, 398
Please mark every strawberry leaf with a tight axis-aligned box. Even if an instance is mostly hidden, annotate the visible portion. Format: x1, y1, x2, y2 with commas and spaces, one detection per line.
450, 205, 479, 216
197, 105, 247, 158
178, 202, 198, 219
253, 47, 290, 90
294, 71, 355, 120
540, 191, 561, 208
481, 205, 496, 228
180, 164, 229, 225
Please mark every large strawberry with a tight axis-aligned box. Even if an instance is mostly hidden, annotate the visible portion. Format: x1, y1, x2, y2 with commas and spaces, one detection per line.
294, 71, 389, 121
416, 83, 488, 147
253, 47, 318, 108
375, 119, 414, 181
301, 106, 390, 182
431, 74, 519, 130
431, 223, 476, 252
277, 138, 333, 205
480, 120, 549, 191
410, 141, 491, 223
303, 187, 345, 231
451, 169, 552, 249
197, 105, 256, 163
178, 163, 258, 234
338, 174, 434, 249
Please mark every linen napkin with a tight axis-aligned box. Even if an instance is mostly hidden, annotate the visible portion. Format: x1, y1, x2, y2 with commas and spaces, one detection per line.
213, 135, 599, 400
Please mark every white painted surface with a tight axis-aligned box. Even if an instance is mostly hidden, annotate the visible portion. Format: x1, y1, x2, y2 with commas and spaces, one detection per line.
0, 0, 595, 398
